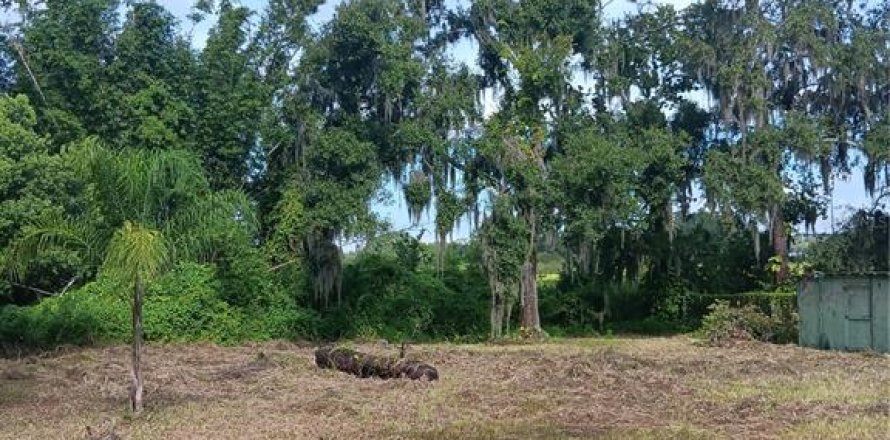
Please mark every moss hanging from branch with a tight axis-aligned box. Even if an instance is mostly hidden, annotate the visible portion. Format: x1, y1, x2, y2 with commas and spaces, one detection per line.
479, 198, 526, 339
303, 231, 342, 308
434, 189, 463, 274
404, 170, 431, 225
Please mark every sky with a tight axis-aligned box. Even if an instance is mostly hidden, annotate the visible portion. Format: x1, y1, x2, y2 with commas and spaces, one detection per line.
158, 0, 875, 240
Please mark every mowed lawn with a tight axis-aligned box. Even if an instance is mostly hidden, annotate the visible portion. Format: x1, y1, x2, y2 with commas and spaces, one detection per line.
1, 337, 888, 439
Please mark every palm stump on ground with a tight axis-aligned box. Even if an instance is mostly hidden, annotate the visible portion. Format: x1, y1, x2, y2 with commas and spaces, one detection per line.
314, 345, 439, 381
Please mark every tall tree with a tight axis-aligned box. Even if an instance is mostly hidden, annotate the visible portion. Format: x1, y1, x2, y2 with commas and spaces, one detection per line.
0, 95, 83, 303
263, 0, 438, 307
195, 3, 265, 189
104, 1, 196, 150
11, 0, 120, 144
463, 0, 600, 336
679, 0, 880, 284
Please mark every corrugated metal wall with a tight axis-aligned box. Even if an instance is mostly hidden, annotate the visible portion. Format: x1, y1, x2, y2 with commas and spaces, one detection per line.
798, 274, 890, 352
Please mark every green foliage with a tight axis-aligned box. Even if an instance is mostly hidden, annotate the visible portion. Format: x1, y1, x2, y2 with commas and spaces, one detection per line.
540, 281, 654, 329
767, 256, 812, 293
195, 3, 265, 189
806, 209, 889, 273
144, 263, 311, 343
551, 128, 641, 263
403, 172, 431, 225
0, 286, 128, 347
301, 128, 381, 236
0, 263, 314, 348
684, 291, 797, 324
669, 213, 767, 294
2, 0, 887, 350
104, 222, 168, 284
478, 198, 527, 290
9, 144, 255, 281
700, 298, 798, 346
0, 95, 84, 302
318, 235, 488, 342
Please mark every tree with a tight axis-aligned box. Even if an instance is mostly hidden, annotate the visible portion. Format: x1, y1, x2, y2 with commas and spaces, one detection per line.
680, 0, 885, 285
398, 57, 479, 275
195, 3, 265, 189
478, 197, 526, 339
462, 0, 601, 337
549, 127, 641, 287
9, 0, 120, 145
103, 1, 196, 150
262, 0, 435, 308
0, 95, 83, 303
290, 128, 381, 308
9, 143, 253, 412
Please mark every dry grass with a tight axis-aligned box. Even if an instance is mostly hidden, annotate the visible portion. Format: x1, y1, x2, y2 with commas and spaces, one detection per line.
1, 337, 888, 439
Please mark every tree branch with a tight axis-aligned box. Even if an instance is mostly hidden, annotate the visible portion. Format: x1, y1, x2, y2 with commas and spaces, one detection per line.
10, 40, 46, 105
10, 282, 54, 298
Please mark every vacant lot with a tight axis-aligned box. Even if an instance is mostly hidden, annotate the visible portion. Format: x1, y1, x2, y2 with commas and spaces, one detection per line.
1, 337, 888, 439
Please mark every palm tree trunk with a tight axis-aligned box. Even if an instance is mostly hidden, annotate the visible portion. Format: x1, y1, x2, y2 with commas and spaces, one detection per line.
130, 274, 145, 413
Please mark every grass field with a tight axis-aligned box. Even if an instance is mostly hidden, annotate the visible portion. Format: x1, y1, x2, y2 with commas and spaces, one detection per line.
1, 337, 888, 439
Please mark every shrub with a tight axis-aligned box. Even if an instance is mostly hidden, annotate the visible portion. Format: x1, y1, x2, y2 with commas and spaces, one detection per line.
145, 263, 315, 343
540, 281, 653, 331
700, 300, 799, 346
684, 291, 796, 324
319, 237, 489, 342
0, 284, 128, 348
0, 262, 316, 350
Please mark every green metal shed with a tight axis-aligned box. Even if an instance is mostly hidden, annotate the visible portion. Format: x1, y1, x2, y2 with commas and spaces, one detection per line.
798, 273, 890, 352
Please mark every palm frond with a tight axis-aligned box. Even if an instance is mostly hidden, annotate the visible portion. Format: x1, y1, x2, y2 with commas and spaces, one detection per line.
103, 221, 169, 283
164, 190, 258, 262
7, 212, 105, 280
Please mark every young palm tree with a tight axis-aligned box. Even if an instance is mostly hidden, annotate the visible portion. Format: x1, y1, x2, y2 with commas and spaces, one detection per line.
9, 140, 254, 413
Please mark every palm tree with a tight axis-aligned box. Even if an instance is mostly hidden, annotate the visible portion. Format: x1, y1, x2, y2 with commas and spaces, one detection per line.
9, 140, 254, 413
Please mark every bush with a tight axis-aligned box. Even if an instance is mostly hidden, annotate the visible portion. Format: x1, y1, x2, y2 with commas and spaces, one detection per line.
540, 281, 653, 331
147, 263, 315, 343
0, 262, 315, 350
317, 236, 488, 342
335, 269, 487, 342
700, 300, 798, 346
683, 291, 796, 324
0, 284, 128, 348
143, 263, 245, 343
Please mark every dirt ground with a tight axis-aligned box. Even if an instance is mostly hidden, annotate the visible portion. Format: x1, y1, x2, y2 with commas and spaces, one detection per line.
1, 337, 888, 439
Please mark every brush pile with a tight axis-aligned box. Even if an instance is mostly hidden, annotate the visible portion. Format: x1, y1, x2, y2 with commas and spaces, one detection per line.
314, 345, 438, 381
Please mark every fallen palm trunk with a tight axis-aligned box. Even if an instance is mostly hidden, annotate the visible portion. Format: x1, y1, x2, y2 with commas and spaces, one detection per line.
314, 345, 438, 381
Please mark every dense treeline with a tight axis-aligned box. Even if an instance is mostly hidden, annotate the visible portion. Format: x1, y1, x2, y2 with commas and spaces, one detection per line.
0, 0, 888, 352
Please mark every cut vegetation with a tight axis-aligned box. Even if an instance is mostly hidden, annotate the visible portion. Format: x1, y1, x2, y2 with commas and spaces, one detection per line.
2, 337, 888, 440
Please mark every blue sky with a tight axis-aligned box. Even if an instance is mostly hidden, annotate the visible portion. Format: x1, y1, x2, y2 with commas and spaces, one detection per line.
157, 0, 875, 239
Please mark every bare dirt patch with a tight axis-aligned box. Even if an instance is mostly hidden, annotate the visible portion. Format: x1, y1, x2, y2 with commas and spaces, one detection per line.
1, 337, 888, 439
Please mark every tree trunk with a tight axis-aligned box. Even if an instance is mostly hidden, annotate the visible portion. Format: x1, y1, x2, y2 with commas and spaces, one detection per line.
772, 206, 789, 285
129, 275, 144, 414
490, 288, 504, 339
520, 207, 541, 337
520, 257, 541, 335
437, 231, 447, 276
504, 293, 514, 335
752, 220, 761, 265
